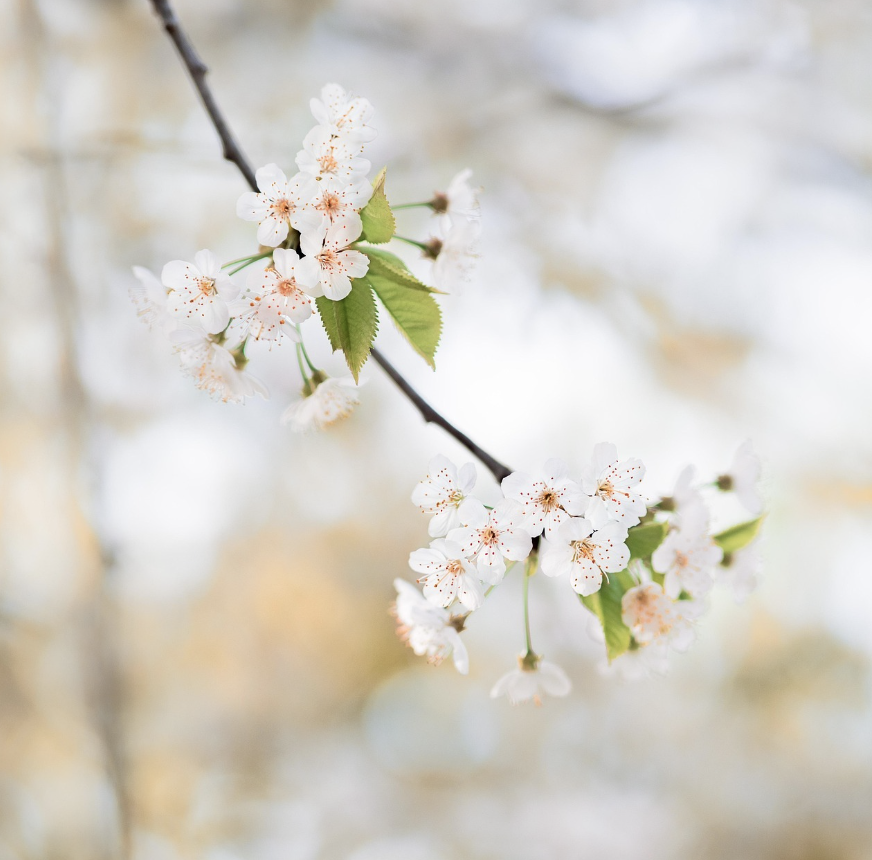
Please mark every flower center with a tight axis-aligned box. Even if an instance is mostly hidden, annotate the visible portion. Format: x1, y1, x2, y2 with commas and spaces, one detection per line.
537, 488, 559, 512
272, 198, 293, 218
597, 480, 614, 499
448, 489, 464, 507
276, 277, 297, 297
317, 192, 342, 215
318, 153, 339, 175
674, 550, 689, 569
197, 277, 216, 296
317, 249, 339, 273
480, 527, 498, 545
570, 539, 596, 565
445, 560, 464, 577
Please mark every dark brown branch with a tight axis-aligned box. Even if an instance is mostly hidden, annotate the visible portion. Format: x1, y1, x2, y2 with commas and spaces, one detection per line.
146, 0, 514, 483
149, 0, 258, 191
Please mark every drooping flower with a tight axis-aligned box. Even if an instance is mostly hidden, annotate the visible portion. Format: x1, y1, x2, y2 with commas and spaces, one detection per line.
601, 642, 671, 681
490, 655, 571, 705
431, 168, 481, 225
170, 327, 268, 404
409, 539, 483, 610
296, 125, 371, 187
448, 499, 533, 584
652, 527, 722, 599
162, 249, 239, 335
281, 374, 361, 432
299, 221, 369, 301
621, 582, 697, 650
393, 579, 468, 674
581, 442, 647, 527
236, 164, 321, 248
501, 458, 589, 539
717, 543, 762, 603
719, 439, 763, 516
229, 249, 319, 343
659, 464, 709, 533
309, 83, 377, 144
539, 508, 629, 596
411, 455, 484, 537
130, 266, 173, 332
429, 218, 480, 294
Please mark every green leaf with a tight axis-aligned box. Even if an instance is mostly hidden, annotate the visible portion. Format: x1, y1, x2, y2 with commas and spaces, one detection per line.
362, 247, 442, 293
713, 516, 763, 555
580, 569, 635, 662
359, 167, 395, 244
365, 271, 441, 368
625, 521, 668, 560
315, 279, 378, 382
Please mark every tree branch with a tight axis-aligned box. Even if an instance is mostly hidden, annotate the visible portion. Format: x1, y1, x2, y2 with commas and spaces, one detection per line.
146, 0, 513, 483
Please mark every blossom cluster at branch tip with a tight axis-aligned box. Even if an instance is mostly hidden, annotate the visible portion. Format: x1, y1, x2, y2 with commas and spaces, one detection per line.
395, 441, 765, 698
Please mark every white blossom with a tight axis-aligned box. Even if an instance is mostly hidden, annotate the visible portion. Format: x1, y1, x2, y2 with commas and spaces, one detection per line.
581, 442, 647, 527
409, 539, 483, 610
717, 543, 762, 603
721, 439, 763, 516
299, 221, 369, 301
411, 455, 484, 537
296, 125, 371, 187
652, 526, 723, 599
309, 83, 377, 144
448, 499, 532, 584
433, 169, 480, 225
664, 464, 709, 533
501, 458, 589, 539
130, 266, 173, 332
170, 327, 268, 404
539, 509, 629, 596
162, 250, 239, 335
430, 218, 480, 293
309, 180, 372, 243
601, 642, 671, 680
621, 582, 698, 651
281, 375, 361, 432
490, 657, 571, 705
229, 249, 321, 344
236, 164, 321, 248
393, 579, 468, 674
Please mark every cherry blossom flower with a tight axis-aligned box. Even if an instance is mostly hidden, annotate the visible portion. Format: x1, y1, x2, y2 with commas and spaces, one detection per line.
719, 439, 763, 516
229, 249, 318, 343
659, 464, 709, 533
162, 249, 239, 335
411, 455, 485, 537
581, 442, 647, 528
431, 168, 481, 225
490, 656, 571, 705
601, 642, 671, 680
281, 374, 361, 432
299, 221, 369, 301
652, 526, 722, 599
296, 125, 371, 187
717, 543, 761, 603
430, 218, 480, 293
170, 327, 268, 404
409, 539, 483, 610
130, 266, 173, 332
393, 579, 468, 674
236, 164, 321, 248
309, 83, 377, 143
448, 499, 533, 584
539, 509, 630, 596
309, 180, 372, 242
501, 458, 589, 539
621, 582, 697, 650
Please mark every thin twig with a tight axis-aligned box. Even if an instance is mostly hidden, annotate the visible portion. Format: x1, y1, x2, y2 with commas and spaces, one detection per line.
146, 0, 513, 483
149, 0, 258, 191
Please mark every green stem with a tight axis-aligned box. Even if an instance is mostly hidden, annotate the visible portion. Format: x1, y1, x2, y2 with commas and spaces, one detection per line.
393, 235, 429, 251
392, 202, 432, 211
294, 342, 310, 386
523, 554, 536, 657
227, 250, 273, 276
297, 327, 319, 374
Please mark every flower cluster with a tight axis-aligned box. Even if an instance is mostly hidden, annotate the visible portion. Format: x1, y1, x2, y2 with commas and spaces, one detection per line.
393, 442, 765, 703
130, 84, 480, 426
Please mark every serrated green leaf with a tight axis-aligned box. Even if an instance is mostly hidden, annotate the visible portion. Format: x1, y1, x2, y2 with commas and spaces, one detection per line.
713, 516, 763, 555
315, 279, 378, 382
626, 521, 668, 560
362, 247, 442, 294
359, 167, 395, 244
581, 569, 635, 662
365, 272, 441, 368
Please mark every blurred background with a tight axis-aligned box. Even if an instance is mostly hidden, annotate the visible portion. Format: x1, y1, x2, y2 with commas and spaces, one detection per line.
2, 0, 872, 857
